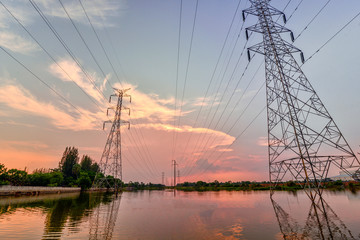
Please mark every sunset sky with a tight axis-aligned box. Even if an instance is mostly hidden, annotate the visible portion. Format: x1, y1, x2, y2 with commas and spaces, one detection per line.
0, 0, 359, 184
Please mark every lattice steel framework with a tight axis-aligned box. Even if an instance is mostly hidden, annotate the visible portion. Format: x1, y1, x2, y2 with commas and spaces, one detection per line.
271, 191, 357, 239
93, 88, 131, 190
243, 0, 360, 189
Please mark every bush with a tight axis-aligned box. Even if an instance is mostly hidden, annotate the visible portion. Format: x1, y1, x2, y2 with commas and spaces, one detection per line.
77, 172, 92, 190
27, 172, 50, 186
7, 169, 27, 186
50, 171, 63, 186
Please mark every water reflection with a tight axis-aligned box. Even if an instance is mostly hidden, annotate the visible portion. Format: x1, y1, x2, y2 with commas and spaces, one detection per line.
0, 192, 121, 239
89, 194, 122, 240
0, 190, 359, 239
271, 190, 358, 239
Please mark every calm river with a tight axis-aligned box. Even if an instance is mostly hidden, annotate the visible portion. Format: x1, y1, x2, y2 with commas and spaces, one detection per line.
0, 190, 359, 239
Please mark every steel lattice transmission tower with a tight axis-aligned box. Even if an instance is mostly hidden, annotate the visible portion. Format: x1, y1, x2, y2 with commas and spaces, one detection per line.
243, 0, 360, 189
93, 88, 131, 190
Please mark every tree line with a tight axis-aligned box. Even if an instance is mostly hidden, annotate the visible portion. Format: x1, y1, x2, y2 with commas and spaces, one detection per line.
0, 146, 103, 190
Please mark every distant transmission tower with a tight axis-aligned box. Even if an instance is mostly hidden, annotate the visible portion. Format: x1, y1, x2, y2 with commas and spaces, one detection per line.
243, 0, 360, 189
93, 88, 131, 191
177, 170, 180, 184
172, 160, 177, 187
162, 172, 165, 185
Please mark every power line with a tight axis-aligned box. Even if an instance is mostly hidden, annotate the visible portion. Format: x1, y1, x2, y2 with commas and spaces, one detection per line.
183, 21, 250, 170
305, 9, 360, 63
3, 1, 160, 182
78, 1, 162, 179
187, 105, 266, 182
76, 0, 161, 178
173, 0, 199, 159
58, 0, 113, 90
28, 0, 107, 102
182, 0, 306, 180
294, 0, 332, 41
176, 0, 244, 166
0, 1, 104, 113
0, 45, 96, 124
183, 71, 266, 180
31, 0, 160, 180
183, 0, 352, 181
78, 0, 123, 87
185, 59, 262, 176
172, 0, 183, 160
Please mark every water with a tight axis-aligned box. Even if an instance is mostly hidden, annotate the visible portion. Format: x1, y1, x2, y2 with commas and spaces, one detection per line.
0, 190, 359, 239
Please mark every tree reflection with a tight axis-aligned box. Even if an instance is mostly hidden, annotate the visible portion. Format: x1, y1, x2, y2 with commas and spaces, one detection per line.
42, 192, 121, 239
0, 192, 121, 239
271, 190, 358, 239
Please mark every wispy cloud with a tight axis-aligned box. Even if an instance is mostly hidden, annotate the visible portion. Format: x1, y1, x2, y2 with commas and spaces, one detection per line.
0, 31, 38, 54
137, 123, 235, 149
49, 59, 108, 104
78, 146, 103, 153
49, 59, 183, 124
0, 140, 48, 150
149, 93, 175, 106
192, 95, 220, 107
113, 82, 182, 123
0, 3, 34, 28
257, 136, 268, 146
0, 84, 101, 131
36, 0, 126, 27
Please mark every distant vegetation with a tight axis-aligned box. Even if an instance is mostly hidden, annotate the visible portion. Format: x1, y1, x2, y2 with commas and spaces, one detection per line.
175, 180, 360, 192
123, 182, 165, 191
0, 146, 103, 190
0, 146, 165, 191
1, 148, 359, 192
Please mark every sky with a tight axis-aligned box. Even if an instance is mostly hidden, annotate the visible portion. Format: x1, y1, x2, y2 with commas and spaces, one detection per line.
0, 0, 360, 184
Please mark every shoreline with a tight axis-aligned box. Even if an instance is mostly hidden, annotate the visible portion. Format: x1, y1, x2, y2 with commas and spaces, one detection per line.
1, 181, 359, 197
0, 185, 81, 196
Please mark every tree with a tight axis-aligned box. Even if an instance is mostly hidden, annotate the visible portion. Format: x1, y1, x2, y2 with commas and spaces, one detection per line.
72, 164, 81, 179
77, 171, 92, 190
49, 171, 64, 186
59, 147, 79, 178
80, 155, 93, 172
7, 169, 27, 186
90, 162, 100, 173
0, 163, 8, 185
27, 172, 50, 186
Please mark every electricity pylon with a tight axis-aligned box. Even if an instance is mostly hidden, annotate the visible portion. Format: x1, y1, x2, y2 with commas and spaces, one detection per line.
93, 88, 131, 191
243, 0, 360, 189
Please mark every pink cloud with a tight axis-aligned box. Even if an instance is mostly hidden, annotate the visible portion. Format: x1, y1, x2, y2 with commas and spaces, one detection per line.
257, 136, 268, 146
49, 59, 109, 104
0, 84, 102, 131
